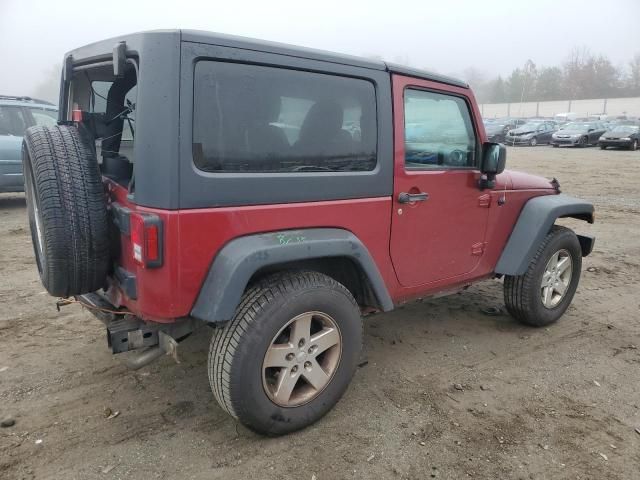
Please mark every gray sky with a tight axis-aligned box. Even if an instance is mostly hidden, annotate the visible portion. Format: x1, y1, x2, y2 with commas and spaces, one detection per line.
1, 0, 639, 97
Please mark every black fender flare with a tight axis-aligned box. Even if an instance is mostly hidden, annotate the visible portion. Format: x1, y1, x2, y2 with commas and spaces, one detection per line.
191, 228, 394, 323
495, 194, 595, 276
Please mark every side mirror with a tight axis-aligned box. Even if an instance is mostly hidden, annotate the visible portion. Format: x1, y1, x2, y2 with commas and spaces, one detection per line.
480, 142, 506, 189
588, 128, 595, 132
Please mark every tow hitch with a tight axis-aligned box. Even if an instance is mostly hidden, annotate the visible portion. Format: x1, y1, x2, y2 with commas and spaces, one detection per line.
73, 293, 201, 369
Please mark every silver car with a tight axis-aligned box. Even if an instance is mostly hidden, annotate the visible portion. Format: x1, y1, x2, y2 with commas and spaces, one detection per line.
0, 96, 58, 192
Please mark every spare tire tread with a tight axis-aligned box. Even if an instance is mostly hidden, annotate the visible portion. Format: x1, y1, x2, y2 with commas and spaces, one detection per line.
23, 125, 110, 296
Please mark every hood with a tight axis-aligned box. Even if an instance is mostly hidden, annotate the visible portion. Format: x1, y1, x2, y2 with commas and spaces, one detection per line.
506, 170, 555, 190
602, 129, 637, 139
0, 135, 23, 161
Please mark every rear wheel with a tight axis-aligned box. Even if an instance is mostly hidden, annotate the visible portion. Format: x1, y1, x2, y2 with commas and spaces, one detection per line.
600, 144, 607, 150
579, 136, 588, 147
630, 139, 638, 151
208, 271, 362, 435
529, 136, 538, 146
504, 226, 582, 327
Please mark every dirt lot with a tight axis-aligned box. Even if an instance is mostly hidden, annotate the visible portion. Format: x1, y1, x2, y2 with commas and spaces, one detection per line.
1, 146, 639, 480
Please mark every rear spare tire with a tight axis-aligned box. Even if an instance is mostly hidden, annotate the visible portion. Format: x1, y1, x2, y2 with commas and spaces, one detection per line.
22, 125, 110, 296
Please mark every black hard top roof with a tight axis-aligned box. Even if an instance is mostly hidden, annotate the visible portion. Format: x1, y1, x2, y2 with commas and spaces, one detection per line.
67, 29, 468, 89
181, 30, 468, 88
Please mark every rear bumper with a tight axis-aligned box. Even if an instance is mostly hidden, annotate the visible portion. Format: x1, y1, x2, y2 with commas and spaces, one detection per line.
76, 291, 201, 367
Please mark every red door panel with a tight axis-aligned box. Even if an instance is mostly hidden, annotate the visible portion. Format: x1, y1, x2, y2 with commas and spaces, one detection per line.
390, 75, 490, 288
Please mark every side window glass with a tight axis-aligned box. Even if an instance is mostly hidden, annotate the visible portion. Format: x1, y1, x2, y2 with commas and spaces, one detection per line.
403, 89, 476, 169
0, 106, 28, 136
30, 109, 57, 127
192, 61, 377, 173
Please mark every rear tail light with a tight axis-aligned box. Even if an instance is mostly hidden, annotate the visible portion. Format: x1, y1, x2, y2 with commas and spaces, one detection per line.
130, 213, 163, 268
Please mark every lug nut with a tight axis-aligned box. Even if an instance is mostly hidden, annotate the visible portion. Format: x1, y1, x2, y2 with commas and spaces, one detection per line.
291, 365, 298, 374
304, 361, 312, 370
298, 339, 305, 348
286, 353, 295, 361
308, 345, 317, 354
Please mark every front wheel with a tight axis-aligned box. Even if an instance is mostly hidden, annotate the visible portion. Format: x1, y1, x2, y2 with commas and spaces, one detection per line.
504, 226, 582, 327
529, 136, 538, 146
630, 139, 638, 151
579, 136, 588, 147
600, 144, 607, 150
208, 271, 362, 435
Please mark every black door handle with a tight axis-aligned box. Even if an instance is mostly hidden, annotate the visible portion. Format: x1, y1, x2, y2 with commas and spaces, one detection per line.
398, 192, 429, 204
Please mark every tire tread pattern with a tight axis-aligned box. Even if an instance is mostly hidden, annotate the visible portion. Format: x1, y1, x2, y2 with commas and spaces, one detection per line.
23, 125, 110, 296
504, 225, 577, 327
208, 271, 359, 420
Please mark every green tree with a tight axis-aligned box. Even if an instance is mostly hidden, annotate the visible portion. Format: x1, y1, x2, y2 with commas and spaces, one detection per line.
535, 67, 564, 101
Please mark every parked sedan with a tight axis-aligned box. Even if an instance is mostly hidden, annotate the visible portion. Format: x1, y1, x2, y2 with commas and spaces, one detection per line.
599, 124, 640, 150
0, 96, 57, 192
504, 121, 556, 146
483, 118, 525, 143
551, 122, 607, 147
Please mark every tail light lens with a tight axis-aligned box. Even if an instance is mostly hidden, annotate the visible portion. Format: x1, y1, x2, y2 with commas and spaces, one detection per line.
130, 213, 163, 268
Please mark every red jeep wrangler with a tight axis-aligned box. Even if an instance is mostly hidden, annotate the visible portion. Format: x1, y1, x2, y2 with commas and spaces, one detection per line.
23, 30, 595, 435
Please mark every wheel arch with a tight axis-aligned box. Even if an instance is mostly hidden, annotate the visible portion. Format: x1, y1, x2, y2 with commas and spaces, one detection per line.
495, 194, 595, 276
190, 228, 394, 324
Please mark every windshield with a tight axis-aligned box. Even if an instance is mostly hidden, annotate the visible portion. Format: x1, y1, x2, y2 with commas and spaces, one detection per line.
561, 122, 592, 131
611, 125, 639, 133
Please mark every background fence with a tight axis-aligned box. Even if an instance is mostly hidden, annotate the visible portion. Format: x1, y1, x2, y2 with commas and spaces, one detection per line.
479, 97, 640, 119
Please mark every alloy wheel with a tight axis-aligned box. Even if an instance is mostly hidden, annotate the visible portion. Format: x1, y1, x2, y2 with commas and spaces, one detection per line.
262, 311, 342, 407
540, 249, 573, 309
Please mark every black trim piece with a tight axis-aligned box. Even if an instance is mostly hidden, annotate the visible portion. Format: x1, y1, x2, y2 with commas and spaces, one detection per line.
114, 266, 137, 299
191, 228, 394, 324
577, 234, 595, 257
495, 194, 595, 275
110, 202, 131, 234
386, 63, 468, 88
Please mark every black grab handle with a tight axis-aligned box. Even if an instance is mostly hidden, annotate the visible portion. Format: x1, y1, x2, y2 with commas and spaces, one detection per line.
398, 192, 429, 204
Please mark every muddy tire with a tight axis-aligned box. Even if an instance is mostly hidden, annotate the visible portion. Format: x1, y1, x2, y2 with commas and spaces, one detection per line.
208, 271, 362, 436
22, 125, 109, 297
504, 226, 582, 327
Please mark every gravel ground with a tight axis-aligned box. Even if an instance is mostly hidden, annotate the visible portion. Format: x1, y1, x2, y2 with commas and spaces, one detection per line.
1, 145, 639, 480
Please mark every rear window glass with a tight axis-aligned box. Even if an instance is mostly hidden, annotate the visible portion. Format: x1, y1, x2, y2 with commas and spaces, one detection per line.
192, 61, 377, 173
90, 81, 136, 141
